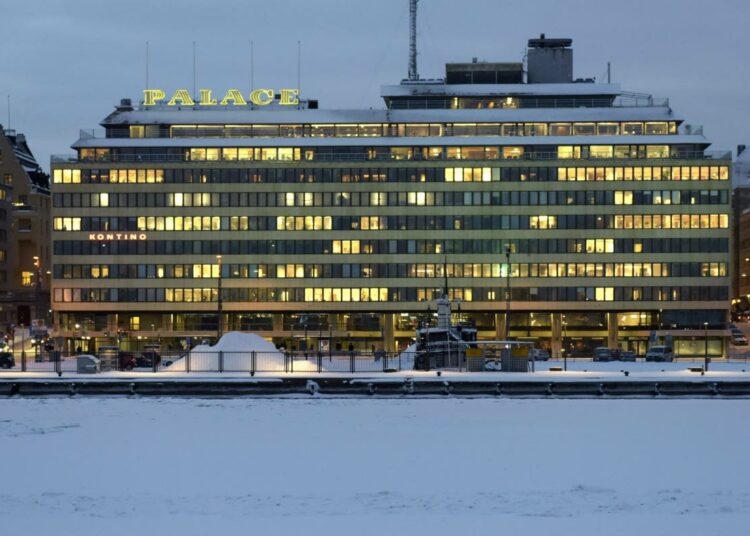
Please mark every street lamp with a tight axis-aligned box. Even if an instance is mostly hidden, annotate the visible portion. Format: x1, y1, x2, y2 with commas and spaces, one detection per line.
562, 314, 568, 371
20, 322, 26, 371
32, 256, 42, 322
703, 321, 709, 372
74, 323, 81, 354
504, 244, 512, 341
216, 255, 223, 340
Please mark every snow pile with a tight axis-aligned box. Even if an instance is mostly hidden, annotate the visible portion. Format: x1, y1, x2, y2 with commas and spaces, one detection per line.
166, 332, 289, 372
398, 343, 417, 369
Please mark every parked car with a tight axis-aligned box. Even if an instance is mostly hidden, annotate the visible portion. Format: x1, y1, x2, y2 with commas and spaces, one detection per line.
593, 347, 613, 362
118, 351, 136, 371
645, 346, 674, 362
137, 351, 161, 368
620, 351, 636, 362
731, 334, 748, 346
530, 349, 550, 361
0, 351, 15, 369
162, 353, 184, 367
484, 359, 502, 371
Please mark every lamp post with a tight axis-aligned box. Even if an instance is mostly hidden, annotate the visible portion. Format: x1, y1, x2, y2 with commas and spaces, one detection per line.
703, 321, 709, 372
216, 255, 223, 340
32, 256, 42, 323
562, 314, 568, 371
74, 322, 80, 355
20, 322, 26, 371
504, 244, 511, 341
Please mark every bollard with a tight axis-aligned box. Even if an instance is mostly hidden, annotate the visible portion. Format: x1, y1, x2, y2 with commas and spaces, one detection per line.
186, 350, 191, 373
21, 350, 27, 373
218, 351, 224, 373
251, 351, 256, 375
317, 351, 322, 374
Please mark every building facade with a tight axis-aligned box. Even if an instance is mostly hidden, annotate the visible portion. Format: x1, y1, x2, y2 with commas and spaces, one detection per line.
0, 127, 51, 331
51, 37, 731, 357
732, 147, 750, 308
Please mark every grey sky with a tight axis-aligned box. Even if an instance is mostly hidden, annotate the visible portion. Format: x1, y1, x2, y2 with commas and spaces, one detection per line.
1, 0, 748, 171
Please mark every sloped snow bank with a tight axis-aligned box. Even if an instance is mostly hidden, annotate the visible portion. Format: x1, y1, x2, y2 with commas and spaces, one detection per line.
166, 332, 289, 372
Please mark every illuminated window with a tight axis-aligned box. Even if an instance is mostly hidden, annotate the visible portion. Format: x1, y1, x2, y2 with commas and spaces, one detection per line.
573, 123, 596, 135
622, 122, 643, 135
503, 147, 524, 159
550, 123, 571, 136
590, 146, 613, 158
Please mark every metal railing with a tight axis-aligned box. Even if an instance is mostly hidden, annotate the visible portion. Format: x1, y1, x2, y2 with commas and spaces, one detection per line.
388, 96, 670, 110
3, 349, 747, 376
0, 350, 416, 375
51, 150, 731, 165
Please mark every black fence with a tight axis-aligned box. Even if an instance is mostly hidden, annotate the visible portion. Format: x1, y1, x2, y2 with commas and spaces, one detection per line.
0, 350, 416, 375
2, 349, 747, 376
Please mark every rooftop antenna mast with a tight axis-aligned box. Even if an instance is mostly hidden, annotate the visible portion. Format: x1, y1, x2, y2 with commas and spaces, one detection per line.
297, 40, 302, 108
408, 0, 419, 81
192, 41, 197, 100
6, 95, 9, 131
250, 40, 255, 92
145, 41, 150, 89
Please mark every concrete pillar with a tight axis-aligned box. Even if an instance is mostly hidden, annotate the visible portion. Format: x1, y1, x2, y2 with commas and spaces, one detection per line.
607, 312, 619, 349
381, 313, 395, 352
272, 314, 283, 333
494, 313, 505, 340
551, 313, 562, 358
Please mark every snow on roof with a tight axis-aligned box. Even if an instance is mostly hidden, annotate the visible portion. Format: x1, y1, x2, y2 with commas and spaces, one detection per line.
380, 82, 623, 98
102, 105, 675, 126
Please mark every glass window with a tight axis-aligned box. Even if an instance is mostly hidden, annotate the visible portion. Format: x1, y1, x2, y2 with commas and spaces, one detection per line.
622, 122, 644, 135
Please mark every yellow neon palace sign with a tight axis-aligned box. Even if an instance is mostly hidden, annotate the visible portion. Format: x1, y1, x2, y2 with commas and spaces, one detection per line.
143, 88, 300, 107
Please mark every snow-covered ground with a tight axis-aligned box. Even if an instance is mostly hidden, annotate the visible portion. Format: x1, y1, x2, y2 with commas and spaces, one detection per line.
1, 397, 748, 535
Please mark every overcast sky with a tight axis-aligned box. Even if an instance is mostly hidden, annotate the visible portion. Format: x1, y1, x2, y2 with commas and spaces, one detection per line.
1, 0, 748, 171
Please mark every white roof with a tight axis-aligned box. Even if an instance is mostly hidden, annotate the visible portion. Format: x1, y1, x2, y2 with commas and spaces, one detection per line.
380, 82, 623, 98
104, 105, 676, 126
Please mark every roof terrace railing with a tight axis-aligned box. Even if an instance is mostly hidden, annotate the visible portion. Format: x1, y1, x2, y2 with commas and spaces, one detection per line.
387, 96, 669, 110
52, 150, 732, 165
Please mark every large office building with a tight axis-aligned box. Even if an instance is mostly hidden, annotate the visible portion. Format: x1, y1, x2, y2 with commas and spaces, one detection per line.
51, 35, 731, 357
0, 126, 51, 331
732, 147, 750, 306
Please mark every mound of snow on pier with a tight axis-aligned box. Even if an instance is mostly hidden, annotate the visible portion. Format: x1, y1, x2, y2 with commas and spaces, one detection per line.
166, 332, 293, 372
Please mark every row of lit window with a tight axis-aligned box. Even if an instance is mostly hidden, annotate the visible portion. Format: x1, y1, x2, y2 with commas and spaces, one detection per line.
52, 236, 730, 257
52, 213, 732, 233
533, 214, 730, 231
53, 165, 732, 186
52, 285, 729, 304
53, 262, 727, 280
51, 189, 730, 212
73, 144, 696, 165
161, 121, 678, 139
